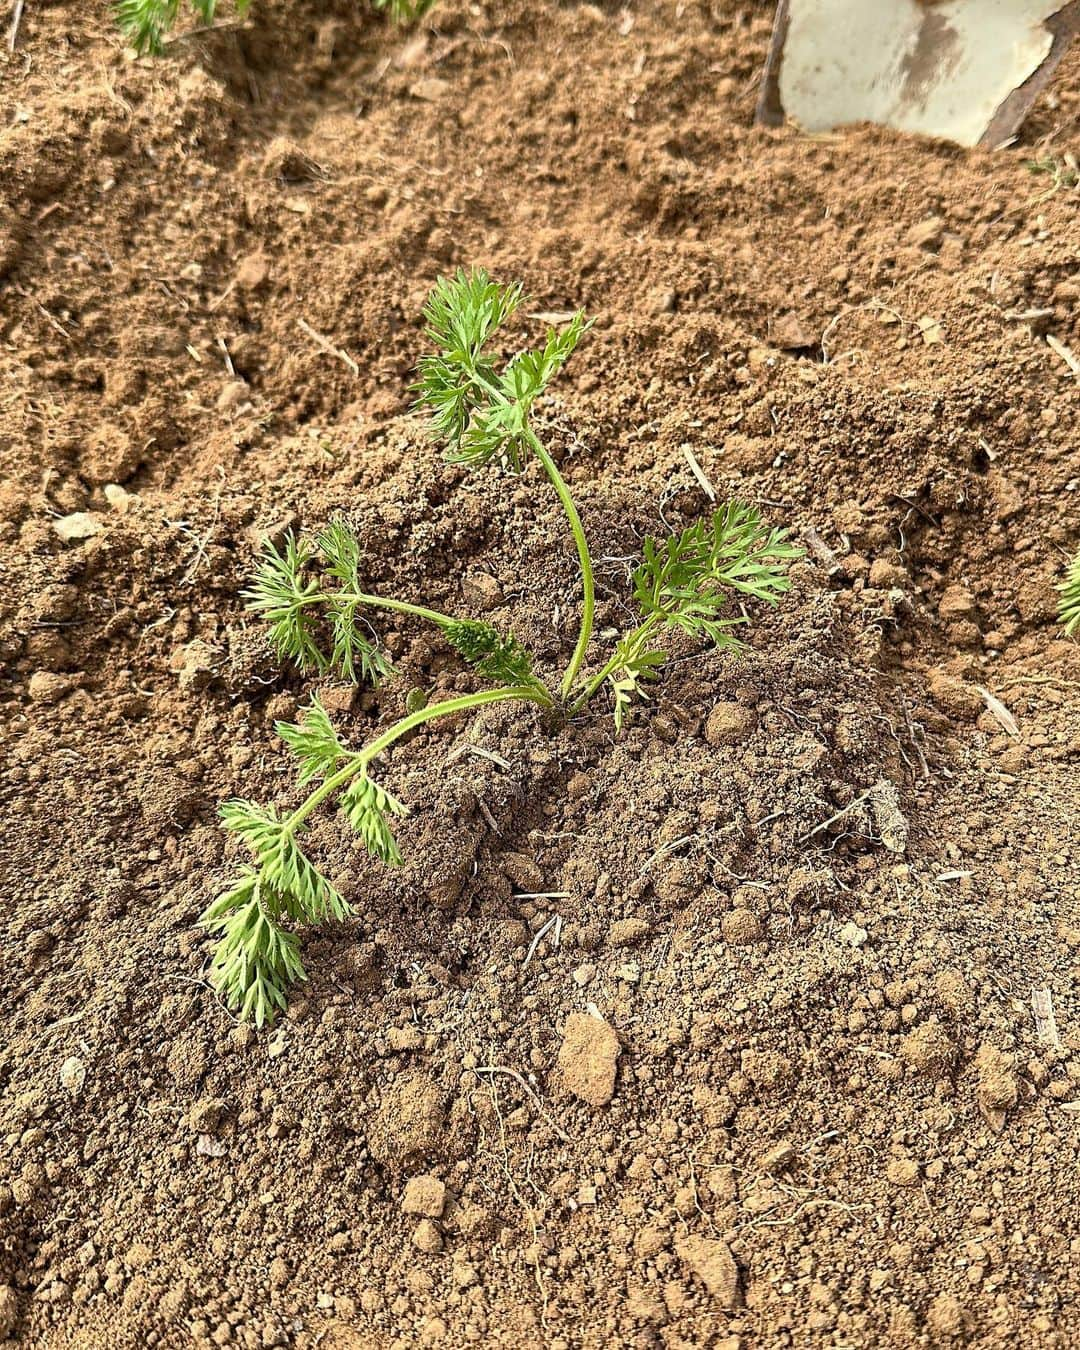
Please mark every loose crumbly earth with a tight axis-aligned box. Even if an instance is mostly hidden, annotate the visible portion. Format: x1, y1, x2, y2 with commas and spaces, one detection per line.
2, 3, 1079, 1347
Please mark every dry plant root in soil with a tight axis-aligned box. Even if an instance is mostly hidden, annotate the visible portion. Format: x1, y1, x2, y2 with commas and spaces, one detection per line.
205, 270, 801, 1024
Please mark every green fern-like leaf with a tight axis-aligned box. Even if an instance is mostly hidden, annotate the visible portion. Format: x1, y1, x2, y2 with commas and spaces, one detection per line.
340, 775, 408, 865
413, 270, 516, 463
202, 876, 306, 1027
119, 0, 413, 56
501, 311, 587, 409
452, 401, 529, 472
605, 632, 666, 731
220, 799, 349, 923
116, 0, 181, 53
1059, 548, 1080, 636
244, 534, 326, 673
244, 527, 391, 685
116, 0, 249, 53
442, 618, 538, 687
316, 520, 393, 685
422, 268, 523, 364
372, 0, 435, 20
275, 695, 348, 786
317, 518, 363, 587
633, 502, 802, 641
413, 268, 587, 472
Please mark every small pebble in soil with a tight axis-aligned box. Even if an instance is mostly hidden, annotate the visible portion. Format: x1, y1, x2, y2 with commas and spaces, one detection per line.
927, 1292, 967, 1338
32, 584, 79, 623
53, 512, 103, 542
900, 1022, 956, 1078
59, 1057, 86, 1097
759, 1140, 795, 1174
189, 1098, 225, 1133
886, 1158, 920, 1187
927, 669, 983, 720
606, 917, 651, 948
975, 1044, 1019, 1131
938, 584, 977, 621
235, 251, 269, 290
933, 967, 974, 1020
216, 381, 250, 413
868, 558, 908, 589
461, 572, 503, 611
28, 672, 74, 704
837, 921, 868, 948
0, 1286, 17, 1338
722, 909, 763, 945
387, 1025, 425, 1053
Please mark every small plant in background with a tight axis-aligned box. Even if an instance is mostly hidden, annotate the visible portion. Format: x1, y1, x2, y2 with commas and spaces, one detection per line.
1026, 155, 1079, 189
203, 269, 802, 1024
117, 0, 432, 56
373, 0, 437, 23
117, 0, 250, 54
1058, 548, 1080, 636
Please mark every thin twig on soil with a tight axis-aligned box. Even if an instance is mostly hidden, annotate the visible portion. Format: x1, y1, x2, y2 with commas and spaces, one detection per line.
901, 700, 930, 780
887, 492, 939, 528
472, 1064, 572, 1143
177, 472, 224, 585
641, 833, 694, 872
8, 0, 24, 51
15, 285, 71, 340
681, 446, 716, 501
209, 281, 236, 312
804, 788, 874, 841
976, 686, 1019, 738
296, 319, 359, 377
1046, 333, 1080, 378
1032, 987, 1060, 1046
160, 17, 250, 48
820, 299, 908, 362
446, 742, 512, 771
474, 794, 500, 835
803, 525, 842, 576
481, 1076, 550, 1325
522, 914, 561, 970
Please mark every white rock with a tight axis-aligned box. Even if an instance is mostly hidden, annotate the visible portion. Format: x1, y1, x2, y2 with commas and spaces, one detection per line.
59, 1057, 86, 1097
54, 512, 103, 542
837, 921, 868, 948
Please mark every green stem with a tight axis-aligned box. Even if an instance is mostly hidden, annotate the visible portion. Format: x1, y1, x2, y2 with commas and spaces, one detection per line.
296, 590, 455, 629
284, 685, 549, 833
567, 614, 661, 717
463, 370, 595, 702
524, 429, 595, 700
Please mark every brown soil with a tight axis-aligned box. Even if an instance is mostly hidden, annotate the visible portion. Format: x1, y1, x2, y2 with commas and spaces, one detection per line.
2, 2, 1080, 1347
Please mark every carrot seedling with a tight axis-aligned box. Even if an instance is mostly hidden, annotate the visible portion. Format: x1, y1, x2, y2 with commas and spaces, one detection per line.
204, 268, 801, 1024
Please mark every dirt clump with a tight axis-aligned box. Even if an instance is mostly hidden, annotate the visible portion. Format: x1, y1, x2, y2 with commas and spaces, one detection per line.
674, 1235, 741, 1308
368, 1073, 447, 1162
401, 1175, 447, 1218
555, 1012, 621, 1107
